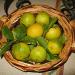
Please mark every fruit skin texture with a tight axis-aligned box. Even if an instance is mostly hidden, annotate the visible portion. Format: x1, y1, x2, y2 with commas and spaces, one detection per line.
20, 12, 35, 27
27, 23, 43, 38
12, 42, 30, 61
46, 26, 61, 40
36, 12, 49, 25
48, 41, 63, 54
30, 46, 47, 63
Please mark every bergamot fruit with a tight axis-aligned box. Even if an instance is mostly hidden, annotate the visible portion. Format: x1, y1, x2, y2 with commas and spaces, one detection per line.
30, 46, 47, 63
27, 23, 43, 38
46, 26, 61, 40
48, 41, 63, 54
12, 42, 30, 61
20, 12, 35, 27
36, 12, 50, 25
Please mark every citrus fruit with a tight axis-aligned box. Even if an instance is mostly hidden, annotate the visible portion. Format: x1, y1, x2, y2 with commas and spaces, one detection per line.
46, 26, 61, 40
36, 12, 50, 25
30, 46, 47, 63
27, 23, 43, 38
48, 41, 63, 54
20, 12, 35, 27
12, 42, 30, 61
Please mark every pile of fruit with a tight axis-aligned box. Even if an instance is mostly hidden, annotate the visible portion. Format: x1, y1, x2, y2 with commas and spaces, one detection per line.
0, 11, 67, 63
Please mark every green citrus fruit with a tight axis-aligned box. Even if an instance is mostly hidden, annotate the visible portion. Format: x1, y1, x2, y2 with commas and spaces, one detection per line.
46, 26, 61, 40
20, 12, 35, 27
48, 41, 63, 54
36, 12, 50, 25
27, 23, 43, 38
30, 46, 47, 63
12, 42, 30, 61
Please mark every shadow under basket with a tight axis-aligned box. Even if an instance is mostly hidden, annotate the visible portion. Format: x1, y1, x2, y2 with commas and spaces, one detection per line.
0, 5, 74, 72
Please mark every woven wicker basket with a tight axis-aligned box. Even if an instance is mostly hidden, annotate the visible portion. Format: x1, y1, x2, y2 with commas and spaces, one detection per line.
0, 5, 75, 72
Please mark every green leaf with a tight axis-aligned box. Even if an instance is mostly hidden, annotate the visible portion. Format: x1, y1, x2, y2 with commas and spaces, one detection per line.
46, 53, 60, 61
12, 24, 26, 40
44, 17, 52, 31
36, 37, 48, 50
0, 41, 13, 58
28, 44, 35, 50
44, 17, 58, 33
49, 17, 58, 28
21, 36, 37, 46
58, 34, 67, 45
2, 26, 14, 41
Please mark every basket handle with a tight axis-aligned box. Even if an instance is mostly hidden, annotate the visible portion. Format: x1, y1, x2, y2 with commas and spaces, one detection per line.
0, 16, 8, 28
70, 20, 75, 52
0, 16, 8, 43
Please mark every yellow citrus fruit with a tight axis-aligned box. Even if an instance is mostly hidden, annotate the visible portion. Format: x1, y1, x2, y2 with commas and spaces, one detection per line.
12, 42, 30, 61
30, 46, 47, 63
48, 41, 63, 54
46, 26, 61, 40
27, 23, 43, 38
20, 12, 35, 27
36, 12, 50, 25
